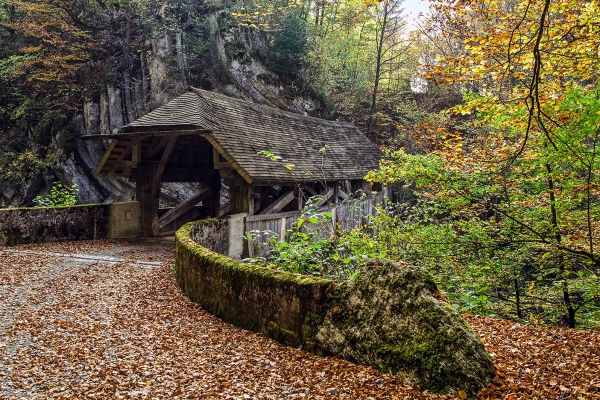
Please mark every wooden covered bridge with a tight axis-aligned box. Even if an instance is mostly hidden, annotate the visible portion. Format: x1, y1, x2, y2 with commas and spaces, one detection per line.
86, 87, 382, 237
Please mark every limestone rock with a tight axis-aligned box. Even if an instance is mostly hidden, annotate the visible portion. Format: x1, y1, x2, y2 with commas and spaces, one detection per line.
316, 259, 494, 396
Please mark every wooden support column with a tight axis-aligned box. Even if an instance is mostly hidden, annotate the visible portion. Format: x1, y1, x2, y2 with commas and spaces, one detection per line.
333, 182, 340, 205
222, 169, 252, 215
293, 186, 303, 211
135, 166, 160, 237
209, 170, 221, 218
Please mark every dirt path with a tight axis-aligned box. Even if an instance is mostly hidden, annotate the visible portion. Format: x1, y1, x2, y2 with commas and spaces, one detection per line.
1, 239, 599, 399
0, 239, 426, 399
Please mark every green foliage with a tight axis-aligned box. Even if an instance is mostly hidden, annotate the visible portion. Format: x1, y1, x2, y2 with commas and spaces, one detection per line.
363, 84, 600, 328
0, 149, 52, 186
33, 182, 79, 207
245, 197, 371, 281
266, 14, 309, 80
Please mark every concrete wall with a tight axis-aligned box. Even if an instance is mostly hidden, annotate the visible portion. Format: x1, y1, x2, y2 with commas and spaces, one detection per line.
176, 219, 334, 352
0, 202, 141, 245
186, 212, 248, 259
107, 202, 142, 239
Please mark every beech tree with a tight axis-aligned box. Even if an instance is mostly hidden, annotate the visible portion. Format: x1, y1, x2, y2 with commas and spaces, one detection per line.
368, 0, 600, 327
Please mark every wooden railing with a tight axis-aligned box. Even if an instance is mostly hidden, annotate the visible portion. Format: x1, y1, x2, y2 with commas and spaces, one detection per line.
245, 191, 385, 257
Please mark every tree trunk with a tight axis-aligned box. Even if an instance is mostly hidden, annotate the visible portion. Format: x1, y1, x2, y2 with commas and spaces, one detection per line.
366, 1, 389, 141
546, 162, 575, 328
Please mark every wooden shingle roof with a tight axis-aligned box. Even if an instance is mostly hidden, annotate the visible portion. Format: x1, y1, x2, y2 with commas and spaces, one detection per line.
117, 87, 382, 184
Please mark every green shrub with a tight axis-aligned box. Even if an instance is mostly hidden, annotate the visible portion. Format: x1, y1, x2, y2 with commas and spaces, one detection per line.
33, 182, 79, 207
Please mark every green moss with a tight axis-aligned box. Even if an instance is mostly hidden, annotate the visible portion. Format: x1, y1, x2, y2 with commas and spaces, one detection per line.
177, 222, 493, 396
176, 220, 334, 352
316, 259, 494, 396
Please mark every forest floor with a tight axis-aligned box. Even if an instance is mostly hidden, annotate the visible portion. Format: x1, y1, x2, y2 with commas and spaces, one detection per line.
0, 239, 599, 399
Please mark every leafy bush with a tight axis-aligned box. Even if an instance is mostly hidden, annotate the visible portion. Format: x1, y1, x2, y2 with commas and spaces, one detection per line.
33, 182, 79, 207
0, 149, 52, 186
245, 197, 373, 281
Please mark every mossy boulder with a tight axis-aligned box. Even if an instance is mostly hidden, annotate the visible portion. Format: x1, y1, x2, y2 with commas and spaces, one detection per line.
316, 259, 494, 396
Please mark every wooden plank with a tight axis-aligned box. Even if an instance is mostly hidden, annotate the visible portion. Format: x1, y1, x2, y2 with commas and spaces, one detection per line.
106, 139, 134, 177
315, 187, 335, 207
259, 191, 294, 215
246, 210, 301, 222
93, 139, 118, 177
158, 187, 212, 230
219, 201, 231, 217
279, 217, 286, 242
156, 136, 178, 180
132, 138, 142, 169
338, 189, 350, 200
81, 130, 211, 139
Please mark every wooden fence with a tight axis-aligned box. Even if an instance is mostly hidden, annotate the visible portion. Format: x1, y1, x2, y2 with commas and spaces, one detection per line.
245, 191, 385, 257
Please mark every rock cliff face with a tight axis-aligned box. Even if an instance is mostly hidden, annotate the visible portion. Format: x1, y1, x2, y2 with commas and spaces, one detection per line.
4, 10, 322, 207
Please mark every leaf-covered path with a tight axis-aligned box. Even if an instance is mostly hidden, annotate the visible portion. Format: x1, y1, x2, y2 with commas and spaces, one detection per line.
1, 239, 599, 399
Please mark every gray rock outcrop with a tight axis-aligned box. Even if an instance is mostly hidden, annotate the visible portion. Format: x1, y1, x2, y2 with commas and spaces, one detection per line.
316, 259, 495, 396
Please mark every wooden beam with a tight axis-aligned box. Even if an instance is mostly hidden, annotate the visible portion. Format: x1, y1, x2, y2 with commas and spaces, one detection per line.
156, 136, 178, 180
145, 136, 169, 160
93, 139, 118, 177
136, 166, 160, 237
158, 187, 212, 230
81, 130, 211, 139
132, 138, 142, 169
259, 191, 294, 215
106, 140, 134, 177
315, 187, 335, 207
246, 210, 301, 222
203, 134, 253, 184
219, 201, 231, 217
301, 184, 319, 197
333, 184, 340, 205
208, 170, 221, 218
338, 189, 350, 201
254, 201, 261, 214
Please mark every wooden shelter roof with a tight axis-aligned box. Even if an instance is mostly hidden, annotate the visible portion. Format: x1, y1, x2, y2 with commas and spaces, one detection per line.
93, 87, 382, 184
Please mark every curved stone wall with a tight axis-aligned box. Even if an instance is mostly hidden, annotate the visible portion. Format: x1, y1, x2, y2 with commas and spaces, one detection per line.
175, 218, 495, 396
175, 219, 334, 353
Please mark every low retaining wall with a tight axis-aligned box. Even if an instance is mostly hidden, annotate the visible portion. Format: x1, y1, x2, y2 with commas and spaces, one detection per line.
175, 218, 334, 352
0, 201, 141, 245
175, 217, 495, 395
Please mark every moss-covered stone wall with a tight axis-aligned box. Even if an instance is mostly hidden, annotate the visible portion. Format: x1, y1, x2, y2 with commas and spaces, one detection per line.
176, 219, 494, 396
0, 204, 110, 245
175, 219, 334, 352
0, 202, 141, 245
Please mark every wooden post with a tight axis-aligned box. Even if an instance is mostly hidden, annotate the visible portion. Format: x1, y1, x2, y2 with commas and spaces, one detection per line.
293, 186, 303, 211
135, 166, 160, 237
222, 169, 252, 215
333, 182, 340, 204
209, 170, 221, 218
